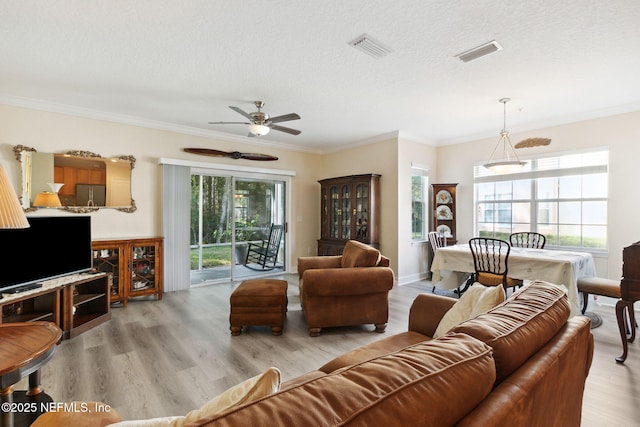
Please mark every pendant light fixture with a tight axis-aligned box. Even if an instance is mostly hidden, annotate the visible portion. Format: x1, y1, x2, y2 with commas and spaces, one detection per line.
483, 98, 526, 173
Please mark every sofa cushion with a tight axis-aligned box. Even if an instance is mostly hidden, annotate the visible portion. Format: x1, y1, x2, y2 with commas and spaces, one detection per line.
450, 280, 570, 384
105, 368, 281, 427
433, 283, 506, 338
202, 333, 496, 426
318, 331, 430, 373
341, 240, 381, 268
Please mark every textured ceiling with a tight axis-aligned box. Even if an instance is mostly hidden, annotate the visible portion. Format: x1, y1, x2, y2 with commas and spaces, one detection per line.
1, 0, 639, 153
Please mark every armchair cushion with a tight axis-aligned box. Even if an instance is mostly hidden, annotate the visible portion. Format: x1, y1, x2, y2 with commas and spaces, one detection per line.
341, 240, 381, 268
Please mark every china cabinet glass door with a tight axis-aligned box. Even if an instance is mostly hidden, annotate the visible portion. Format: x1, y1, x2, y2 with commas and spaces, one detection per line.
355, 184, 369, 240
340, 185, 351, 240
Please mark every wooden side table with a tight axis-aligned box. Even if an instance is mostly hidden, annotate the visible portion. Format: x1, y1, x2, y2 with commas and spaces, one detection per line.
614, 243, 640, 363
0, 322, 62, 427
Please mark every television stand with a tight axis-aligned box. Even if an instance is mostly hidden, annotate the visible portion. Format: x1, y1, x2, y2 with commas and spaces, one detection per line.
2, 282, 43, 295
0, 273, 111, 340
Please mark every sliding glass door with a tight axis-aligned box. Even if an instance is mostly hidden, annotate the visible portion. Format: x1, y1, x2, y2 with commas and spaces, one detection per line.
190, 172, 286, 285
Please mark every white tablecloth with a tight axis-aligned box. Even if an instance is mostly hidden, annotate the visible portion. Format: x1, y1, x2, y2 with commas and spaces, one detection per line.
431, 244, 596, 315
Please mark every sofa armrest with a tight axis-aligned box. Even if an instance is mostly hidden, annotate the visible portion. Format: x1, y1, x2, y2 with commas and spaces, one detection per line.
297, 256, 342, 278
302, 267, 394, 296
408, 293, 457, 337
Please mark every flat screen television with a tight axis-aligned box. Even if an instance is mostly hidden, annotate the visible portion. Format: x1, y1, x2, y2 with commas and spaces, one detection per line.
0, 216, 92, 293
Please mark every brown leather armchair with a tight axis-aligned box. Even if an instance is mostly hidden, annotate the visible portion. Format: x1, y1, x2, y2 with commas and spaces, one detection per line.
298, 240, 394, 337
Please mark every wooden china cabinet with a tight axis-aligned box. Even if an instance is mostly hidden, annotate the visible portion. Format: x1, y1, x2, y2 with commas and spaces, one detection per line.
431, 183, 457, 244
92, 237, 163, 306
317, 174, 380, 255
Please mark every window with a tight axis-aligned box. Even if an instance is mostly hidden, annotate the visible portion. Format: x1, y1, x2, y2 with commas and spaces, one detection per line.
411, 165, 429, 241
474, 148, 608, 250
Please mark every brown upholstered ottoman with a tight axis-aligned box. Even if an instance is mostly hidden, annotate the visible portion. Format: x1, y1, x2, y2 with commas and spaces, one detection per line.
230, 279, 288, 336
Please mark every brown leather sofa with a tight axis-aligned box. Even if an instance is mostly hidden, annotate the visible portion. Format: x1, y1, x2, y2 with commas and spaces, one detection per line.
197, 281, 594, 426
36, 281, 593, 426
297, 240, 394, 336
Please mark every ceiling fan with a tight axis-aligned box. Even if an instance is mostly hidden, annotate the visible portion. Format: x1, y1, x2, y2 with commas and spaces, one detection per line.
208, 100, 301, 137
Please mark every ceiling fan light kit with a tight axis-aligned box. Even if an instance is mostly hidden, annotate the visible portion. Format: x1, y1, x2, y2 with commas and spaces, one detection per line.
209, 100, 301, 137
484, 98, 526, 174
248, 123, 270, 136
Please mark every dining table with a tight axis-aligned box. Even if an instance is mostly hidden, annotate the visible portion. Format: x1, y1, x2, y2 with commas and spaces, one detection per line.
431, 244, 597, 316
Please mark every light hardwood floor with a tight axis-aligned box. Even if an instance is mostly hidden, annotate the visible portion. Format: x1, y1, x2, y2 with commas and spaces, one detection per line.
33, 275, 640, 425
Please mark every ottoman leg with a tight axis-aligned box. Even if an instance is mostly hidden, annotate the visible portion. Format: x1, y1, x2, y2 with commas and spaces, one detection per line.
271, 326, 283, 336
230, 325, 242, 336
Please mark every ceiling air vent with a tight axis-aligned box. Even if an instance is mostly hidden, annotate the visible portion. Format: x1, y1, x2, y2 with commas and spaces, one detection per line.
456, 40, 503, 63
349, 33, 392, 59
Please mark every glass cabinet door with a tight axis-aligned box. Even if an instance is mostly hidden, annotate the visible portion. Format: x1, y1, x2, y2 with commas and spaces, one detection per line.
330, 186, 339, 238
130, 243, 158, 294
340, 185, 351, 239
92, 244, 125, 305
355, 183, 369, 240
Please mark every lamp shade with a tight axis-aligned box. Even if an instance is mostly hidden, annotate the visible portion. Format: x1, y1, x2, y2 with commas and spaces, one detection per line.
33, 191, 62, 207
0, 164, 30, 228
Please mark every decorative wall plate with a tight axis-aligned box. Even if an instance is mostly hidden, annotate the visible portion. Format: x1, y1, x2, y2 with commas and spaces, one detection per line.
436, 224, 452, 237
435, 189, 452, 204
436, 205, 453, 220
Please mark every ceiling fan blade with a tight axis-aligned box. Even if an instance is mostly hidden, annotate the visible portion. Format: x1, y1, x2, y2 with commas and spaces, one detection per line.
239, 153, 279, 161
229, 106, 253, 120
268, 113, 300, 124
208, 121, 251, 125
270, 124, 301, 135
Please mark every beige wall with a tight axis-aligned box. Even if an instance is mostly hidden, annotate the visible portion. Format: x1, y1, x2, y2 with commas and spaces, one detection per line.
435, 111, 640, 279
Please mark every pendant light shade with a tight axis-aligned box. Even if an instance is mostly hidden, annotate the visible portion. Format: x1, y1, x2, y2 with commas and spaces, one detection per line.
484, 98, 526, 173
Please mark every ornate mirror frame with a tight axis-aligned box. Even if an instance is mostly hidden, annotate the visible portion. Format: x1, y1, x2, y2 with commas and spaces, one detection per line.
14, 144, 137, 213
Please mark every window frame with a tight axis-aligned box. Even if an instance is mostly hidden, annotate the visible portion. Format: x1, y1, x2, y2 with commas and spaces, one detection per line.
411, 165, 429, 242
473, 148, 608, 252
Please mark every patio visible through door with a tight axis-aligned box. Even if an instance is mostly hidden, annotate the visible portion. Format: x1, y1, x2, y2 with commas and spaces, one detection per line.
190, 173, 286, 285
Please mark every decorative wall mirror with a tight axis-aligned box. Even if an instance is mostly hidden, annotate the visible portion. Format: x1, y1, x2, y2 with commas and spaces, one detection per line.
14, 145, 136, 213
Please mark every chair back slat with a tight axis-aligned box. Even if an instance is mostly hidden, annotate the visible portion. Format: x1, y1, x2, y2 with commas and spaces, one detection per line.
510, 232, 546, 249
428, 231, 447, 252
469, 237, 511, 286
267, 224, 285, 256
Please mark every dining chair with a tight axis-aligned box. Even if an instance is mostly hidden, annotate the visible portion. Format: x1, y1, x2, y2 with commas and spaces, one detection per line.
428, 231, 447, 252
468, 237, 524, 292
509, 232, 546, 249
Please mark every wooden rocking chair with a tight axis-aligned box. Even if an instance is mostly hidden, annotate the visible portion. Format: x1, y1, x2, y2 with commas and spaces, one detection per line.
244, 224, 284, 271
